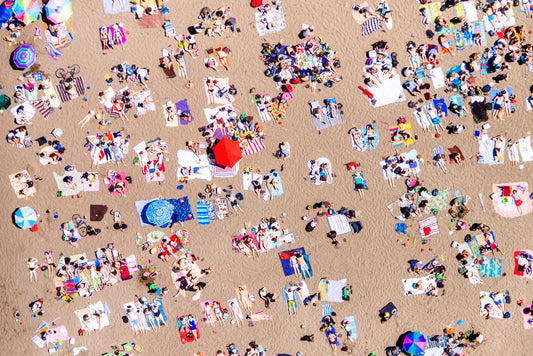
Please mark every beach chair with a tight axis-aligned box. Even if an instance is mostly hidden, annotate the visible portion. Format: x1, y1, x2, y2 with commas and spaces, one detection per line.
163, 22, 176, 37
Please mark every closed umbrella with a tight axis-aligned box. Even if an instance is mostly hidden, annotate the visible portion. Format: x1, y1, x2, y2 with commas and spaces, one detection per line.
0, 0, 15, 24
14, 206, 37, 229
12, 0, 41, 24
402, 331, 426, 355
0, 94, 11, 111
44, 0, 73, 24
12, 44, 36, 69
213, 137, 242, 168
144, 199, 174, 226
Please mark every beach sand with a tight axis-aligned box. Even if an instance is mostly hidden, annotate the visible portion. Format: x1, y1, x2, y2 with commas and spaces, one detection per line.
1, 0, 533, 355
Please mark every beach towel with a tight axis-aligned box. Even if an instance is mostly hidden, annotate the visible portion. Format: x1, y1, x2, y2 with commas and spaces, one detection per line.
483, 7, 516, 32
429, 67, 446, 89
308, 157, 333, 185
490, 87, 514, 108
514, 250, 533, 278
232, 233, 260, 254
56, 76, 86, 103
54, 169, 83, 197
418, 215, 440, 238
420, 187, 449, 213
367, 74, 406, 107
196, 201, 210, 226
309, 100, 329, 131
389, 123, 415, 146
282, 286, 299, 311
479, 259, 503, 278
132, 91, 156, 116
163, 102, 179, 127
421, 2, 442, 23
103, 0, 130, 14
342, 316, 358, 341
462, 1, 478, 22
199, 300, 224, 325
327, 214, 352, 236
42, 85, 61, 108
43, 325, 70, 344
106, 171, 128, 196
264, 170, 283, 198
472, 22, 487, 47
241, 137, 265, 156
159, 57, 177, 78
177, 315, 199, 344
81, 172, 99, 192
175, 99, 194, 125
264, 232, 295, 251
11, 101, 36, 124
521, 307, 533, 330
242, 171, 261, 191
9, 170, 37, 198
34, 97, 52, 119
478, 136, 505, 165
176, 150, 212, 182
137, 13, 164, 29
362, 17, 382, 36
433, 98, 448, 117
351, 124, 379, 151
203, 77, 234, 105
517, 136, 533, 162
166, 197, 194, 223
278, 248, 312, 278
491, 182, 532, 218
203, 104, 234, 125
325, 98, 343, 127
255, 7, 286, 36
438, 27, 456, 55
448, 146, 465, 162
89, 204, 107, 222
479, 291, 505, 319
449, 95, 464, 117
403, 276, 436, 296
74, 301, 110, 331
322, 304, 332, 317
317, 279, 347, 303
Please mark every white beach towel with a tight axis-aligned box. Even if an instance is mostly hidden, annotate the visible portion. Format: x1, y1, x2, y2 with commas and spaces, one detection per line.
429, 67, 446, 89
402, 276, 436, 296
326, 214, 352, 236
478, 136, 505, 165
463, 1, 479, 22
203, 104, 234, 125
367, 74, 406, 107
176, 150, 212, 181
518, 136, 533, 162
479, 291, 505, 319
74, 301, 110, 331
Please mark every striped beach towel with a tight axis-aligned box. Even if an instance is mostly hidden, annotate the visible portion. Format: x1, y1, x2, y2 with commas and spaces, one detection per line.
479, 258, 502, 277
34, 97, 52, 119
196, 201, 210, 226
418, 215, 440, 238
56, 76, 86, 103
322, 304, 332, 317
362, 18, 382, 36
241, 137, 265, 156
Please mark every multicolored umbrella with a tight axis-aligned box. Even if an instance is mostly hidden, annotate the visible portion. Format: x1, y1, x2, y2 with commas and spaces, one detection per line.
213, 137, 242, 168
144, 200, 174, 226
12, 0, 41, 25
0, 94, 11, 111
12, 44, 36, 69
0, 1, 15, 24
13, 206, 37, 229
402, 331, 426, 355
44, 0, 73, 24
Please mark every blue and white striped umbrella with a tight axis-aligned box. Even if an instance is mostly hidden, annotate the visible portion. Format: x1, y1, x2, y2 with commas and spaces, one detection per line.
14, 206, 37, 229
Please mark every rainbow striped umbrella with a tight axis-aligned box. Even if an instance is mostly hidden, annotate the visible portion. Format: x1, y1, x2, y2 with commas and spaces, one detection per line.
12, 0, 41, 25
12, 44, 36, 69
44, 0, 73, 24
402, 331, 426, 355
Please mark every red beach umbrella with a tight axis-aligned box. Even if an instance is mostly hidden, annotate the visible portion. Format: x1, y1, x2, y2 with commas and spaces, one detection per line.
213, 137, 242, 168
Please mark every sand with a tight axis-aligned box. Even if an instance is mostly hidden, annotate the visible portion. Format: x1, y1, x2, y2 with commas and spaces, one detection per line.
1, 0, 533, 355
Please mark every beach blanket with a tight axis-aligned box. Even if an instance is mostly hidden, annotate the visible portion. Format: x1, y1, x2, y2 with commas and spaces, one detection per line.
43, 325, 70, 344
177, 315, 199, 344
74, 301, 110, 331
462, 1, 479, 22
472, 22, 487, 47
159, 57, 177, 78
175, 99, 194, 125
479, 291, 505, 319
439, 27, 456, 55
203, 104, 234, 125
517, 136, 533, 162
479, 259, 503, 278
106, 171, 128, 196
389, 123, 414, 146
9, 170, 36, 198
418, 215, 440, 238
342, 316, 358, 341
243, 171, 262, 191
521, 307, 533, 330
478, 136, 505, 165
264, 170, 283, 198
421, 2, 442, 23
491, 182, 531, 218
308, 157, 333, 185
233, 232, 260, 254
367, 74, 406, 107
101, 23, 127, 50
11, 101, 36, 124
44, 22, 73, 59
137, 13, 164, 29
176, 150, 212, 182
362, 18, 382, 36
264, 232, 295, 251
420, 188, 449, 213
490, 87, 513, 110
327, 214, 352, 236
90, 204, 107, 222
103, 0, 130, 14
402, 276, 436, 296
163, 102, 179, 127
81, 172, 100, 191
325, 98, 343, 126
514, 250, 533, 279
203, 78, 234, 105
241, 137, 265, 157
317, 278, 347, 303
34, 97, 52, 119
483, 7, 516, 32
429, 67, 446, 89
255, 7, 286, 36
199, 300, 225, 325
380, 149, 420, 180
433, 98, 448, 117
43, 84, 61, 108
196, 201, 210, 226
56, 76, 86, 103
53, 169, 83, 197
133, 91, 156, 116
449, 95, 464, 117
309, 100, 329, 131
278, 247, 312, 279
351, 124, 379, 151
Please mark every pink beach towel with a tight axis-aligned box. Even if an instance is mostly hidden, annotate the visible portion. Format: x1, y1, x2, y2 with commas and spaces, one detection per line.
491, 182, 532, 218
107, 171, 128, 196
521, 307, 533, 330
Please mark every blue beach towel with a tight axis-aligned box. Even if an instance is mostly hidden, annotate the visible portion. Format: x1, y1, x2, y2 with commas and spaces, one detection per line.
264, 170, 284, 197
196, 201, 210, 226
102, 0, 130, 15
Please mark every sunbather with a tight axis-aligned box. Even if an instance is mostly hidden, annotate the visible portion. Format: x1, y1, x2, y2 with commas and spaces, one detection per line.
435, 154, 447, 174
265, 175, 280, 199
237, 285, 253, 312
415, 107, 431, 133
229, 301, 244, 327
27, 257, 38, 282
284, 287, 297, 315
296, 254, 311, 279
289, 252, 301, 277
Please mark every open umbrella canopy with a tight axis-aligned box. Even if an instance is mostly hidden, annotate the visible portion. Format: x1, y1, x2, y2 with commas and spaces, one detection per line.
0, 94, 11, 111
0, 0, 15, 24
12, 0, 41, 24
12, 44, 36, 69
402, 331, 426, 355
44, 0, 72, 24
213, 137, 242, 168
144, 199, 174, 226
13, 206, 37, 229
